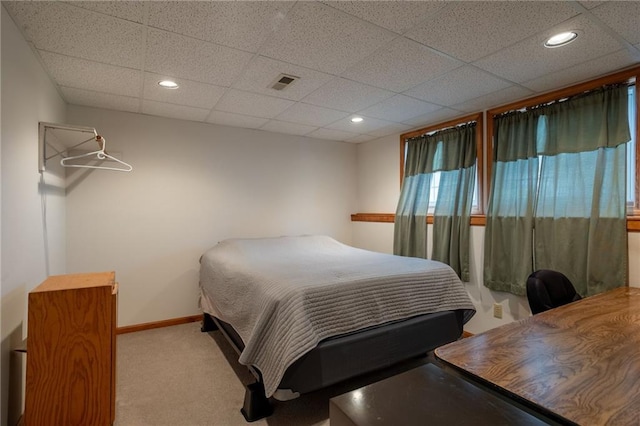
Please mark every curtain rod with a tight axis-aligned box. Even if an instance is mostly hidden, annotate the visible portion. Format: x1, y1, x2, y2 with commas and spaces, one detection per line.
406, 120, 477, 142
497, 80, 634, 119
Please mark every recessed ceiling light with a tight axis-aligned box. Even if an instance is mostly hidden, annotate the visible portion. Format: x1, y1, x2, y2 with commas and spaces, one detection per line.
351, 117, 363, 123
158, 80, 179, 89
544, 31, 578, 48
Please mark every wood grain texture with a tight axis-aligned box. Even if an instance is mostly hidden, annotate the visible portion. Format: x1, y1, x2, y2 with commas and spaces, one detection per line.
350, 213, 487, 226
350, 213, 395, 223
116, 314, 201, 334
25, 273, 116, 426
29, 271, 115, 292
111, 283, 118, 423
436, 287, 640, 425
350, 212, 638, 231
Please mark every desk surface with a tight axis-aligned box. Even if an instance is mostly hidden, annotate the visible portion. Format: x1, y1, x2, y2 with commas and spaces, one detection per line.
436, 287, 640, 425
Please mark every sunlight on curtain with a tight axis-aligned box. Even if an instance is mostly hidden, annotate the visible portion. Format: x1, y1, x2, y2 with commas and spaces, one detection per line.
533, 86, 630, 295
627, 86, 636, 211
484, 85, 631, 296
431, 126, 476, 281
484, 113, 540, 295
394, 124, 476, 281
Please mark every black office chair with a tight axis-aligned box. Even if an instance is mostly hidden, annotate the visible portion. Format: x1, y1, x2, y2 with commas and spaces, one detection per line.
526, 269, 582, 315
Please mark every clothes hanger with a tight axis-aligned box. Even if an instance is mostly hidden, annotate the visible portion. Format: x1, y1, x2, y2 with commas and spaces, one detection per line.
60, 135, 133, 172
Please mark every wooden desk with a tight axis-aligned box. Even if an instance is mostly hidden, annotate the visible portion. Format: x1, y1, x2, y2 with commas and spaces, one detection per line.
435, 287, 640, 425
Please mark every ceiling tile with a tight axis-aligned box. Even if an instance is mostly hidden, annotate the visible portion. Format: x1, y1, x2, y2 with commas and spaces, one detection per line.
407, 1, 578, 62
327, 115, 404, 135
39, 51, 142, 97
142, 100, 210, 122
405, 65, 511, 107
215, 90, 295, 119
451, 85, 535, 113
579, 1, 606, 9
206, 111, 269, 130
260, 120, 318, 136
473, 15, 625, 83
147, 2, 294, 53
259, 1, 396, 75
521, 49, 638, 93
590, 2, 640, 45
345, 134, 377, 144
145, 29, 254, 87
61, 87, 140, 113
303, 78, 394, 113
366, 122, 413, 138
5, 2, 145, 68
70, 1, 147, 24
6, 1, 639, 140
306, 128, 360, 142
342, 37, 462, 92
358, 95, 441, 123
401, 108, 467, 127
143, 73, 225, 109
276, 103, 349, 127
232, 56, 334, 101
321, 1, 447, 35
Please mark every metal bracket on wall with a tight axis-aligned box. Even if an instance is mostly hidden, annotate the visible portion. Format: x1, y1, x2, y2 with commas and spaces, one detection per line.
38, 121, 98, 172
38, 122, 132, 172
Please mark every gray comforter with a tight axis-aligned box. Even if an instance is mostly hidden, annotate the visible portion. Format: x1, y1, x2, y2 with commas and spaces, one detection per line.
199, 235, 475, 397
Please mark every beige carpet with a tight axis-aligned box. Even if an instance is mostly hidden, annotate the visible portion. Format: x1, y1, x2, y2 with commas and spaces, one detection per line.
115, 322, 430, 426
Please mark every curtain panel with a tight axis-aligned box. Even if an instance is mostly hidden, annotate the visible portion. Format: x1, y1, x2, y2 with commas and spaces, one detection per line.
484, 113, 540, 295
394, 124, 476, 281
484, 85, 630, 296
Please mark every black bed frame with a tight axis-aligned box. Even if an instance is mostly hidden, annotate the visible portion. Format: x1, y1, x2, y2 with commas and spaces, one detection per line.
201, 310, 464, 422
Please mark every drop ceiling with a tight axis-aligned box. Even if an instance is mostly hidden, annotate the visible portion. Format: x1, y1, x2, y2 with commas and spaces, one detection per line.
4, 1, 640, 143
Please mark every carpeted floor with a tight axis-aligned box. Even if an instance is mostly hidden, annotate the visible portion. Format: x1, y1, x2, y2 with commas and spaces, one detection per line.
115, 321, 430, 426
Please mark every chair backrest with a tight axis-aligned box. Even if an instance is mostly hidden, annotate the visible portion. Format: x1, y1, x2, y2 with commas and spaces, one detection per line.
526, 270, 582, 315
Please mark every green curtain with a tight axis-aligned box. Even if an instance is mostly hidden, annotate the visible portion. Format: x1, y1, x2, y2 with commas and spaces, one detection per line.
394, 124, 476, 281
393, 171, 431, 258
484, 113, 540, 295
393, 135, 434, 258
431, 125, 476, 281
484, 85, 631, 296
533, 87, 630, 296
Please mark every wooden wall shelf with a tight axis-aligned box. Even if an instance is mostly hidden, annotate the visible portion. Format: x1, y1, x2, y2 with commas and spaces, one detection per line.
352, 213, 639, 232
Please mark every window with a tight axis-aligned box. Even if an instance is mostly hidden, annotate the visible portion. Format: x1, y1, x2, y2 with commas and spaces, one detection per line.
399, 113, 483, 216
484, 84, 630, 296
627, 85, 637, 212
487, 68, 640, 220
529, 86, 635, 219
395, 117, 480, 278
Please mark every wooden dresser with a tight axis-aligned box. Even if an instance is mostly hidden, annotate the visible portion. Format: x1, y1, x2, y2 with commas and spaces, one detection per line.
25, 272, 118, 426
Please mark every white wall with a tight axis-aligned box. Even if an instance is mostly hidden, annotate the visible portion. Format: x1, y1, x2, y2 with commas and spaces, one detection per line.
65, 106, 358, 327
1, 6, 67, 425
353, 134, 640, 335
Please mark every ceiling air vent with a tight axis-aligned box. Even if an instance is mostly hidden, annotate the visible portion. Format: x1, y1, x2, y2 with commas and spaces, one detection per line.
270, 73, 299, 91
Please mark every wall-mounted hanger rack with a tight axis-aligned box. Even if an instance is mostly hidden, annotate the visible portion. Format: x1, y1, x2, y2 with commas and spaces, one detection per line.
39, 122, 133, 173
60, 135, 132, 172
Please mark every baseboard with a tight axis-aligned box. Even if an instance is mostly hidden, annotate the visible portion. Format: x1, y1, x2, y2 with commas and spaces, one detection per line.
116, 314, 201, 335
116, 315, 475, 338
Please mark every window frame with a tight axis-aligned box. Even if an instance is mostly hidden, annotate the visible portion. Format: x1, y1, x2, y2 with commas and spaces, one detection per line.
398, 112, 484, 221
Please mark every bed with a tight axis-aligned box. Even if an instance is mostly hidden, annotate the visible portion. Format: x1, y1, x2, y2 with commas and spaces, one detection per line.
199, 235, 475, 421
